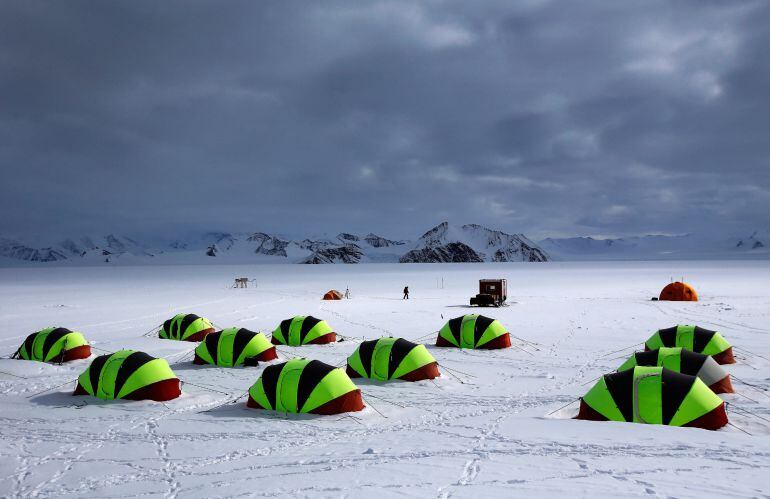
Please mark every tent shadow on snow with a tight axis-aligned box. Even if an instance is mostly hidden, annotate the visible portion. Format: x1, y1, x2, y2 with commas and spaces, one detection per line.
201, 401, 353, 422
29, 389, 148, 408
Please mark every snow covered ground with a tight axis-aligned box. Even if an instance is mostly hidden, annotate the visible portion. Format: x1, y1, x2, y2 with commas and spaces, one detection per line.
0, 261, 769, 498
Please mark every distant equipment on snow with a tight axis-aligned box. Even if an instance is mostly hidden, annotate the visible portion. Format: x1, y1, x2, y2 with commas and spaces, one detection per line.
436, 314, 511, 349
14, 327, 91, 363
470, 278, 507, 307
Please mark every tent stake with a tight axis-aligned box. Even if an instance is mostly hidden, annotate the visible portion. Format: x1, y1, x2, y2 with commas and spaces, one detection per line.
546, 398, 578, 416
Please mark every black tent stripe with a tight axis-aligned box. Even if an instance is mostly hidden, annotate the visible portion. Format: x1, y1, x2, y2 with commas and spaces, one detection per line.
162, 319, 172, 338
662, 369, 697, 425
604, 369, 634, 422
358, 340, 376, 378
261, 362, 285, 410
89, 354, 111, 396
633, 350, 659, 366
278, 319, 293, 343
657, 326, 678, 347
388, 338, 417, 379
204, 332, 222, 365
21, 333, 37, 358
232, 329, 257, 364
41, 328, 71, 360
447, 317, 463, 346
297, 360, 335, 412
679, 349, 707, 376
113, 351, 155, 397
178, 314, 201, 339
299, 316, 322, 344
693, 326, 717, 354
473, 316, 495, 347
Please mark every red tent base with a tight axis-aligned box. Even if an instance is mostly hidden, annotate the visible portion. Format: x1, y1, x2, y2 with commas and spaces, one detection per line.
271, 332, 336, 346
181, 328, 215, 342
684, 402, 728, 430
575, 399, 728, 430
712, 347, 735, 365
247, 389, 365, 415
709, 375, 734, 394
345, 362, 441, 382
435, 332, 511, 349
193, 347, 278, 365
58, 345, 92, 362
73, 378, 181, 402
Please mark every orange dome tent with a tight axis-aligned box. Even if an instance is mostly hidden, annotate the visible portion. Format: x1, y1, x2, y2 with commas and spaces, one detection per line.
323, 290, 344, 300
659, 281, 698, 301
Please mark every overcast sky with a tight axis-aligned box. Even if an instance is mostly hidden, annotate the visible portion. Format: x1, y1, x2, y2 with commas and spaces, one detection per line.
1, 0, 768, 242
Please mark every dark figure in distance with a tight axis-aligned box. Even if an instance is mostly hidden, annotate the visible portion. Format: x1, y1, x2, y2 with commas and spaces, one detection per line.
403, 286, 409, 299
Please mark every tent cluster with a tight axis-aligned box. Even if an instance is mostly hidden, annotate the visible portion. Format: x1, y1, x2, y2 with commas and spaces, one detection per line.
19, 313, 510, 414
576, 324, 737, 430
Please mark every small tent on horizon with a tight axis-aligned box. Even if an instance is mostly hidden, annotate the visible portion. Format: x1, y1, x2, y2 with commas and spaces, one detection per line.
322, 290, 344, 300
659, 281, 698, 301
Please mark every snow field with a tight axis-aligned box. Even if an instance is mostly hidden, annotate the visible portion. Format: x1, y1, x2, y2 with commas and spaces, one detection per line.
0, 261, 769, 498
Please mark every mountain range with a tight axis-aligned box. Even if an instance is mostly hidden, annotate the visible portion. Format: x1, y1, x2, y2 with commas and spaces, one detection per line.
1, 225, 767, 265
0, 223, 548, 265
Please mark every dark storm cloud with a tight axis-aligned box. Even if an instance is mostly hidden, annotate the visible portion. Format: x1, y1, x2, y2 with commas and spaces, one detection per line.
0, 0, 768, 241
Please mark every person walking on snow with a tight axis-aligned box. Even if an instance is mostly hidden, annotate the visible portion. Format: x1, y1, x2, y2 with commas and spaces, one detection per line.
403, 286, 409, 299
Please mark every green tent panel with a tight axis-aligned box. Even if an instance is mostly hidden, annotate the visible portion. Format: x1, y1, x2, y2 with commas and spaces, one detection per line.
618, 347, 733, 393
576, 366, 727, 430
15, 327, 91, 363
159, 313, 215, 342
271, 316, 336, 346
194, 328, 277, 367
346, 337, 440, 382
645, 325, 734, 364
247, 358, 364, 415
74, 350, 180, 401
436, 314, 511, 349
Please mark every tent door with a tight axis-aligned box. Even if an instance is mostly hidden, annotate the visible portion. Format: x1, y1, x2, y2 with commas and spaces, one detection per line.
276, 366, 303, 413
633, 372, 663, 424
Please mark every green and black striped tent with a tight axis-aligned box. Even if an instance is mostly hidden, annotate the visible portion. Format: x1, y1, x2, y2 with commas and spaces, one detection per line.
271, 316, 336, 346
645, 325, 734, 364
74, 350, 181, 401
14, 327, 91, 363
436, 314, 511, 349
247, 358, 364, 415
576, 366, 727, 430
194, 328, 278, 367
159, 313, 215, 342
619, 347, 733, 393
346, 337, 440, 382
